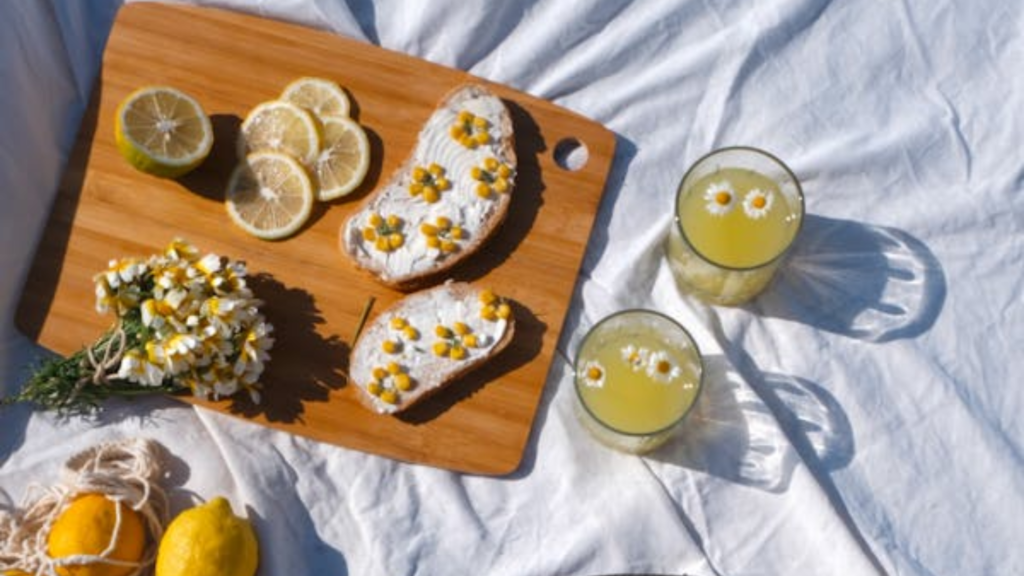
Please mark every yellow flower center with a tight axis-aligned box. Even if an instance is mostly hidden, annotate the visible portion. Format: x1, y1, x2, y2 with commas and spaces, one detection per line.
715, 191, 732, 205
657, 360, 672, 374
752, 195, 767, 209
586, 366, 603, 380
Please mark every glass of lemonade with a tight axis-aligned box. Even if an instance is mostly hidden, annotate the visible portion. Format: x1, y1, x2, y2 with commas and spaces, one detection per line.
666, 146, 804, 306
574, 310, 703, 454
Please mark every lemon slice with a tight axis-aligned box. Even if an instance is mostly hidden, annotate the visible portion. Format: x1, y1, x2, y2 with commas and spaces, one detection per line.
315, 116, 370, 201
281, 77, 351, 119
237, 100, 321, 167
225, 151, 314, 240
114, 86, 213, 178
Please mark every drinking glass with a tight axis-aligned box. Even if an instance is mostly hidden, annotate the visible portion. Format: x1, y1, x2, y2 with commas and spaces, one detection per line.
666, 146, 804, 305
573, 310, 703, 454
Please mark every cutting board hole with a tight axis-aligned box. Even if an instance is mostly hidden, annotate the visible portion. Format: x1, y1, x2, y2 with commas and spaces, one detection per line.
553, 138, 588, 171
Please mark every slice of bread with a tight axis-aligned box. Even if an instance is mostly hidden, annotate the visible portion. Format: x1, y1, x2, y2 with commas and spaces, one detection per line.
340, 83, 516, 290
349, 281, 516, 415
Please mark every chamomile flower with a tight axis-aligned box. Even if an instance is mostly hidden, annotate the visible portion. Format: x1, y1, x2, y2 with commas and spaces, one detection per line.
103, 258, 145, 290
703, 180, 736, 216
580, 360, 606, 388
742, 188, 775, 219
116, 349, 166, 388
621, 345, 650, 372
162, 333, 200, 374
646, 350, 682, 383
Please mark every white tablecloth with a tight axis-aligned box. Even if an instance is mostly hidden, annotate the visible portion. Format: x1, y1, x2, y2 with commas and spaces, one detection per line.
2, 1, 1021, 574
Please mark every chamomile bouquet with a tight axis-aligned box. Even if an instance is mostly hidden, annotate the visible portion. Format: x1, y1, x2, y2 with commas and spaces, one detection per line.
3, 239, 274, 413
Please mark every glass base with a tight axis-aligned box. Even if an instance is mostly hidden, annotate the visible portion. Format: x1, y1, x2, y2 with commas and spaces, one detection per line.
574, 398, 676, 455
664, 229, 780, 306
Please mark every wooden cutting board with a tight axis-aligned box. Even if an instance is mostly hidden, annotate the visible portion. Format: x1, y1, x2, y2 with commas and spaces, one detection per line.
15, 3, 615, 475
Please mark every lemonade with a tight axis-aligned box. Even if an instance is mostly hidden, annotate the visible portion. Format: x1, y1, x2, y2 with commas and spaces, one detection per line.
667, 147, 804, 305
574, 310, 702, 453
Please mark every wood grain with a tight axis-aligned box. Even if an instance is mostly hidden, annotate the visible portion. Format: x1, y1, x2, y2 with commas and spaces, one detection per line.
15, 3, 615, 475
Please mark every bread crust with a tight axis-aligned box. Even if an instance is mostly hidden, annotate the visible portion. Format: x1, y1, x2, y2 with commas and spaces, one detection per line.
340, 83, 516, 291
349, 281, 516, 414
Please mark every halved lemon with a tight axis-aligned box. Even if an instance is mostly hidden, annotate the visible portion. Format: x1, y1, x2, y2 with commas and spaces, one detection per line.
237, 100, 321, 167
315, 116, 370, 201
114, 86, 213, 178
281, 77, 351, 119
225, 151, 314, 240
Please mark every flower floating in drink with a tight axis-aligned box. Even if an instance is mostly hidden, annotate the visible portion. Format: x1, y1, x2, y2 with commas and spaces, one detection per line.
574, 310, 703, 454
3, 239, 274, 413
666, 147, 804, 305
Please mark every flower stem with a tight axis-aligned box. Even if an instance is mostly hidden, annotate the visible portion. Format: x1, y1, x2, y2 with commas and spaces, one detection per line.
2, 322, 179, 415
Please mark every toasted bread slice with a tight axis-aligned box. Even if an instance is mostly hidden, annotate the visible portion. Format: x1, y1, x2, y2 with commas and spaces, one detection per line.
340, 84, 516, 290
349, 281, 516, 415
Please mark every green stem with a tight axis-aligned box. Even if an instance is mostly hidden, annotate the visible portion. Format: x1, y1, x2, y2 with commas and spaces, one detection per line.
1, 320, 177, 415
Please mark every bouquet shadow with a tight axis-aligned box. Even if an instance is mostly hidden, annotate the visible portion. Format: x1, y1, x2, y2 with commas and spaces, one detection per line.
217, 273, 348, 423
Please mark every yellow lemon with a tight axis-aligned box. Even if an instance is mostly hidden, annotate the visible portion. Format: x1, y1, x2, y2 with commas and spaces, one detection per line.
280, 76, 351, 119
114, 86, 213, 179
237, 100, 321, 167
155, 497, 258, 576
314, 116, 370, 201
225, 151, 315, 240
47, 493, 147, 576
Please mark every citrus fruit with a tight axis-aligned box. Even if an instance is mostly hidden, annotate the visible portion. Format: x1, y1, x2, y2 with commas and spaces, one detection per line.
114, 86, 213, 179
237, 100, 321, 167
225, 151, 314, 240
280, 77, 351, 119
47, 493, 146, 576
314, 116, 370, 200
155, 497, 258, 576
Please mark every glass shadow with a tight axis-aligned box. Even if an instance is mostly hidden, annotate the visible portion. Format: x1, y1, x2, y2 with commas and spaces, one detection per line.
647, 355, 801, 493
752, 214, 946, 342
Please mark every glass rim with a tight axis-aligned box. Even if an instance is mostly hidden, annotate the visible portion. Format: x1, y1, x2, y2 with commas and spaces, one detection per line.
673, 145, 806, 272
573, 309, 705, 438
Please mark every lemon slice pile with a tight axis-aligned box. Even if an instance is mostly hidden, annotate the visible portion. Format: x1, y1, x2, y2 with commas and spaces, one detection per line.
228, 77, 370, 240
115, 86, 213, 179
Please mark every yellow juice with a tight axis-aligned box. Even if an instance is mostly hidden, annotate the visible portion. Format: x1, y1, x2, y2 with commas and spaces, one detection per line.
666, 149, 804, 306
678, 167, 799, 269
575, 312, 701, 442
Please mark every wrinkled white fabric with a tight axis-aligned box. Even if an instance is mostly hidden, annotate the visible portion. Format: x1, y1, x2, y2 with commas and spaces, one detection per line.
2, 0, 1022, 575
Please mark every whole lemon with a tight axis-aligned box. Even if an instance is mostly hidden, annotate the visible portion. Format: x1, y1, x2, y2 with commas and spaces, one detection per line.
155, 497, 258, 576
47, 493, 147, 576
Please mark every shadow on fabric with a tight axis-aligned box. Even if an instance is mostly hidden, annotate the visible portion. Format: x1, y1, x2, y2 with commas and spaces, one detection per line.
0, 402, 31, 466
649, 354, 857, 490
646, 352, 889, 576
243, 458, 349, 575
750, 214, 946, 342
579, 136, 640, 275
647, 355, 803, 493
